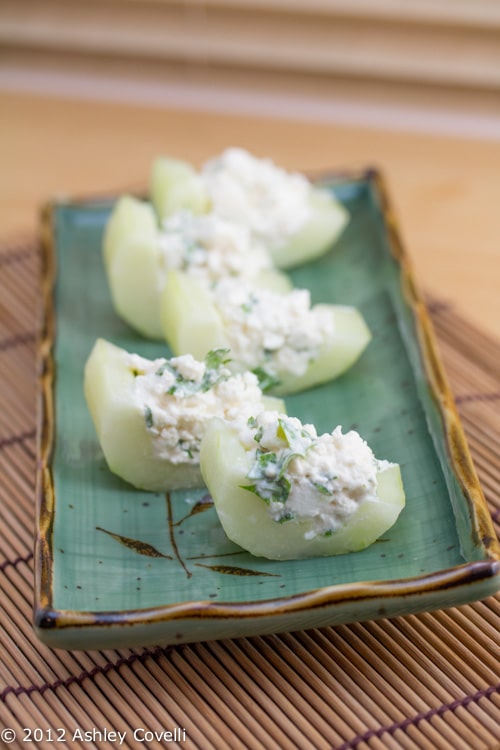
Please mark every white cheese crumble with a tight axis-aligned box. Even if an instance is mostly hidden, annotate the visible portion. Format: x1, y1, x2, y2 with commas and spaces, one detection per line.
212, 278, 334, 379
157, 211, 272, 291
127, 349, 267, 464
239, 412, 393, 539
201, 148, 312, 249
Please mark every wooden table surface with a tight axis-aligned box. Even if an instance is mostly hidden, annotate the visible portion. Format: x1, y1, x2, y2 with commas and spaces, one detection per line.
2, 91, 499, 340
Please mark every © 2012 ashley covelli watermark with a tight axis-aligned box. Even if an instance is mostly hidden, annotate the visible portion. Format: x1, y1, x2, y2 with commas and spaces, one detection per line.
1, 727, 187, 744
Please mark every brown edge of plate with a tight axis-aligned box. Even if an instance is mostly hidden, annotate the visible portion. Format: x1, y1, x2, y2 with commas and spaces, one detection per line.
33, 168, 500, 639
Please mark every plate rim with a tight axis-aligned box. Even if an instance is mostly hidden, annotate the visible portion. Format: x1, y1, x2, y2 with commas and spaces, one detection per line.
34, 168, 500, 644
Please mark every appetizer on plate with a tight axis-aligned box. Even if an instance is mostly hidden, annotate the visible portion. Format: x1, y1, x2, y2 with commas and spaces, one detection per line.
161, 271, 371, 396
151, 147, 349, 269
103, 197, 291, 339
200, 412, 405, 559
84, 340, 284, 491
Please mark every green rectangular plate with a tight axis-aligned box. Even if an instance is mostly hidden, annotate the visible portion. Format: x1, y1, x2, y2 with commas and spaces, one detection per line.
35, 170, 500, 650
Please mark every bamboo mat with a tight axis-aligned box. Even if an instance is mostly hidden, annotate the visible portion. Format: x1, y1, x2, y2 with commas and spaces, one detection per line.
0, 234, 499, 750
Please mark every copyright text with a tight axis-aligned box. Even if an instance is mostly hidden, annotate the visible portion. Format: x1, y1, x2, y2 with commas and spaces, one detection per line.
1, 727, 187, 744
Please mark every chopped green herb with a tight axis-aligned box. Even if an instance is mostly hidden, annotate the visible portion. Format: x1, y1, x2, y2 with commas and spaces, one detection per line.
157, 349, 232, 397
243, 416, 322, 523
241, 474, 290, 505
181, 240, 203, 270
254, 425, 264, 443
277, 417, 314, 453
252, 366, 281, 393
241, 292, 259, 314
205, 348, 231, 370
144, 405, 154, 429
313, 481, 331, 496
179, 440, 197, 460
155, 361, 174, 377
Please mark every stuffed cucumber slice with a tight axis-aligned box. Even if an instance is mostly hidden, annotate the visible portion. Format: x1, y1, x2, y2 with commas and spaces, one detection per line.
200, 413, 405, 560
103, 195, 291, 340
84, 339, 284, 492
161, 271, 371, 396
150, 148, 349, 269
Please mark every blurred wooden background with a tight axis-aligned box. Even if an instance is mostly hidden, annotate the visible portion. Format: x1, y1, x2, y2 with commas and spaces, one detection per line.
1, 1, 500, 337
2, 0, 500, 137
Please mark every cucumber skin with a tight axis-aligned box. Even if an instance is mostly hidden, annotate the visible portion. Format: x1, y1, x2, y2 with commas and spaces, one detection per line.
200, 419, 406, 560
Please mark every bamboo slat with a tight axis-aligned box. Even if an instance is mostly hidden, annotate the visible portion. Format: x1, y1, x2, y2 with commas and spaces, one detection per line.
0, 237, 499, 750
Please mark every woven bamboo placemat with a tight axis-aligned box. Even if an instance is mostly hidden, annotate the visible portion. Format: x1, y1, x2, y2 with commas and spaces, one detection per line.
0, 235, 499, 750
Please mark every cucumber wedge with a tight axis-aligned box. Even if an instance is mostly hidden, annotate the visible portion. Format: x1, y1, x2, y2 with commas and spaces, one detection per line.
104, 195, 164, 339
149, 150, 349, 269
103, 194, 158, 268
200, 417, 405, 559
151, 157, 209, 221
276, 303, 371, 395
270, 189, 349, 269
84, 338, 284, 492
161, 271, 371, 396
161, 271, 230, 358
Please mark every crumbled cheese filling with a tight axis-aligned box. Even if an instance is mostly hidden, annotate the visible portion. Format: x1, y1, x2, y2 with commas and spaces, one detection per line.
127, 349, 267, 464
201, 148, 312, 248
239, 412, 393, 539
157, 211, 272, 290
212, 278, 334, 379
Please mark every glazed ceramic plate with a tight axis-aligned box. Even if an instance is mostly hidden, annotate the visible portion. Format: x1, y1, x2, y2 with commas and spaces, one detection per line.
35, 170, 500, 650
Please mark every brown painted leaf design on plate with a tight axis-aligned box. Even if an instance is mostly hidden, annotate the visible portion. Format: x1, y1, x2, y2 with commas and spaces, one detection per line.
195, 563, 280, 577
174, 493, 213, 526
96, 526, 172, 558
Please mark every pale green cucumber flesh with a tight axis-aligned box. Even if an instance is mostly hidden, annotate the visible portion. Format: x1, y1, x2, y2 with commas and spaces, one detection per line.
104, 196, 165, 339
161, 271, 230, 358
270, 189, 350, 269
272, 304, 372, 396
200, 419, 405, 560
150, 157, 210, 221
104, 195, 158, 267
107, 237, 165, 340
